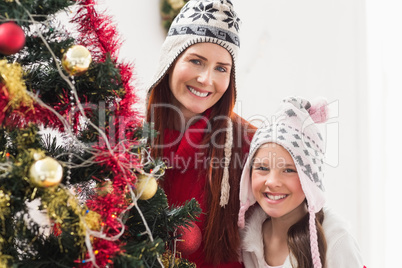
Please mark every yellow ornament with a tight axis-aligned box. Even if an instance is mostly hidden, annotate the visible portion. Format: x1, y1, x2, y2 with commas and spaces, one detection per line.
61, 45, 92, 76
135, 174, 158, 200
29, 156, 63, 187
0, 60, 33, 110
85, 211, 101, 231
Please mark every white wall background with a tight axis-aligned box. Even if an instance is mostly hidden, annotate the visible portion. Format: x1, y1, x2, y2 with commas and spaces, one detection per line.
94, 0, 402, 266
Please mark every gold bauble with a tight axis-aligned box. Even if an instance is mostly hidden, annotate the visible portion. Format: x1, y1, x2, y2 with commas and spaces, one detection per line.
61, 45, 92, 76
135, 174, 158, 200
29, 156, 63, 188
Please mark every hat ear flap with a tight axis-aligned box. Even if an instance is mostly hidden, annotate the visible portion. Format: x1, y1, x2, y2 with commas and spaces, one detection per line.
238, 156, 255, 228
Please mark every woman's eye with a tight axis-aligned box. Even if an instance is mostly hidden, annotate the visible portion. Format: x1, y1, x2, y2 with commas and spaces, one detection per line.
190, 59, 201, 65
216, 66, 227, 72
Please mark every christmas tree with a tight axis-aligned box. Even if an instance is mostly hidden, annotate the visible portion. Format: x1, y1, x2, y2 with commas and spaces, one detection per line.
0, 0, 201, 267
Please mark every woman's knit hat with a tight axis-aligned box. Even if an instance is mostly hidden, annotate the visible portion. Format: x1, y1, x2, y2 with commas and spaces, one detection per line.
147, 0, 241, 99
238, 96, 329, 268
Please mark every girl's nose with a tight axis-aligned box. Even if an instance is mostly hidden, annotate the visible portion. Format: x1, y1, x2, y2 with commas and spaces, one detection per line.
264, 172, 282, 188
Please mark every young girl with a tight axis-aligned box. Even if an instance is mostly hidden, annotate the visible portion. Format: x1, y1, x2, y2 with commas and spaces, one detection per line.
238, 97, 364, 268
146, 0, 255, 266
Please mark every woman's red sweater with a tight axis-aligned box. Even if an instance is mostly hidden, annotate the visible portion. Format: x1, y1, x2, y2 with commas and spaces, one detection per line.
162, 114, 246, 268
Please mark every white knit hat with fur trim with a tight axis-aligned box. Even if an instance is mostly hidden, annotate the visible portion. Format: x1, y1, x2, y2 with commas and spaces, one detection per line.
238, 96, 329, 268
147, 0, 241, 99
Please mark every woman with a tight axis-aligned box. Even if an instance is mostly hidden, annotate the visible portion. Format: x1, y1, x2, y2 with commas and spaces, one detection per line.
146, 0, 255, 266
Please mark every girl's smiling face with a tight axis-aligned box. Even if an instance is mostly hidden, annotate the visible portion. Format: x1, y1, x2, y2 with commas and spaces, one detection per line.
251, 143, 306, 219
168, 42, 232, 120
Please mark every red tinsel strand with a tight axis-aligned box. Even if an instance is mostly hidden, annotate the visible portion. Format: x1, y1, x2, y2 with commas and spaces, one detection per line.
83, 144, 139, 263
93, 143, 140, 188
115, 62, 143, 140
72, 0, 144, 141
117, 62, 139, 115
72, 0, 122, 62
72, 0, 142, 125
68, 0, 127, 260
0, 84, 64, 129
79, 238, 123, 268
87, 194, 126, 229
0, 98, 64, 130
0, 84, 93, 132
71, 0, 144, 158
70, 1, 148, 266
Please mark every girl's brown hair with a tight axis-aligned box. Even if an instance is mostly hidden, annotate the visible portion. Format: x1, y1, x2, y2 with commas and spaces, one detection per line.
288, 208, 327, 268
147, 72, 255, 264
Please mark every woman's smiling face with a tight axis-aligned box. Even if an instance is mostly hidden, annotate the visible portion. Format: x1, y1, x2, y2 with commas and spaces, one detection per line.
168, 42, 232, 120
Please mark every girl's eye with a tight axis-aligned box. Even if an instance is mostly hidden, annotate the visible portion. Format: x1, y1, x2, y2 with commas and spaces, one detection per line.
254, 166, 269, 171
284, 168, 297, 173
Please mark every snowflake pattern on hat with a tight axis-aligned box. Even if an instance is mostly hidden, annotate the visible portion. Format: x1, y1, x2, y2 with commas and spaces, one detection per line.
169, 0, 241, 46
188, 2, 218, 22
223, 8, 240, 31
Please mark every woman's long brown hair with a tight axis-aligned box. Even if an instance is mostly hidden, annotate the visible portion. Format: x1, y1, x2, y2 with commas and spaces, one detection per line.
288, 209, 327, 268
147, 73, 255, 265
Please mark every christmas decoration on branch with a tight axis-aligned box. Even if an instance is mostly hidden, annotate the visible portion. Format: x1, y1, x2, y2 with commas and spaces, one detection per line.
0, 22, 26, 55
134, 173, 158, 200
29, 154, 64, 188
160, 0, 190, 32
61, 45, 92, 76
0, 59, 33, 110
0, 0, 201, 267
176, 223, 202, 256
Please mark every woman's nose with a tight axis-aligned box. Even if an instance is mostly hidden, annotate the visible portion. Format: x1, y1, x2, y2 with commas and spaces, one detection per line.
197, 68, 212, 86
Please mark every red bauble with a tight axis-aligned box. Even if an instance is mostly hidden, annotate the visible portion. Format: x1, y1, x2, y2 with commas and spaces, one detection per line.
0, 22, 26, 55
176, 224, 202, 256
